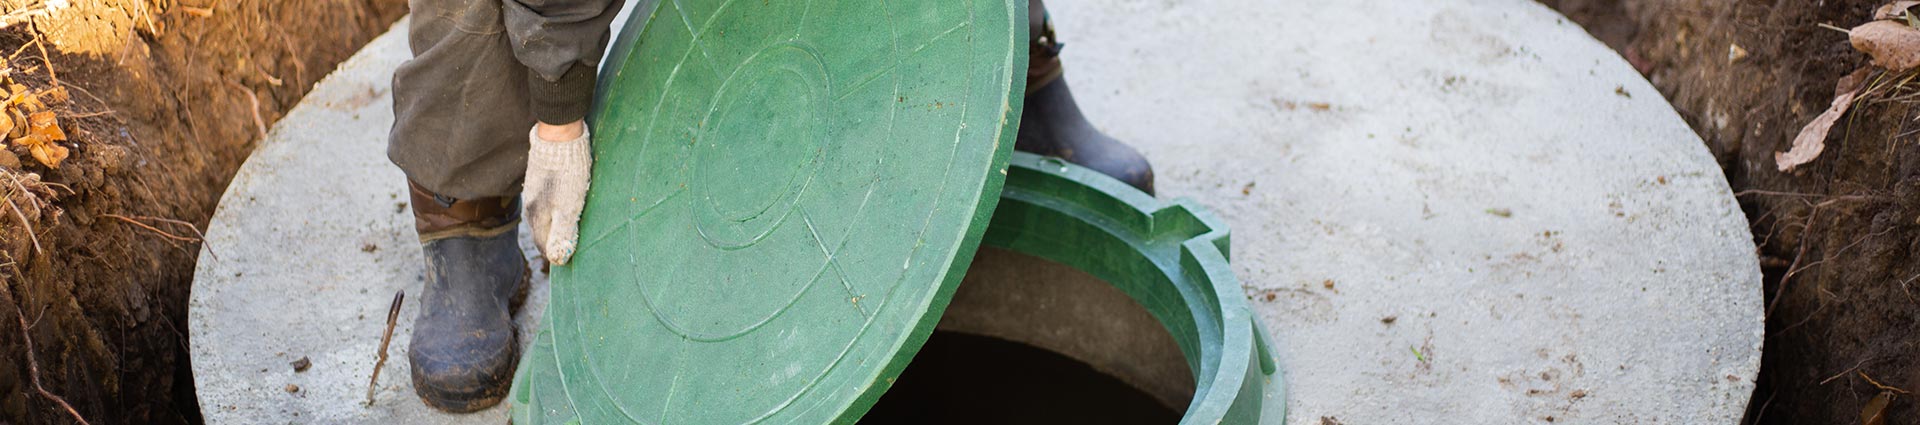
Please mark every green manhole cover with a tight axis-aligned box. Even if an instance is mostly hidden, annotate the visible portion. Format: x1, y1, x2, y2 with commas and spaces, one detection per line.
511, 0, 1027, 423
516, 152, 1289, 423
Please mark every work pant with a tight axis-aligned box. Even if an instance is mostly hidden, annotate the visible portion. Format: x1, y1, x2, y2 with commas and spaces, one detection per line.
389, 0, 1055, 200
389, 0, 623, 200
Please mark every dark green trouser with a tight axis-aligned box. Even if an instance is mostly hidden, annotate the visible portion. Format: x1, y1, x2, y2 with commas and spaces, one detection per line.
389, 0, 622, 200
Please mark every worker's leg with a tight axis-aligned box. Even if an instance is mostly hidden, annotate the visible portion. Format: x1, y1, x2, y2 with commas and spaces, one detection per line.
1017, 0, 1157, 194
387, 0, 537, 413
390, 0, 536, 199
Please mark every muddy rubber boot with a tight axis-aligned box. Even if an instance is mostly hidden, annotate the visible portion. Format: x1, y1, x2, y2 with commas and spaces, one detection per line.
405, 181, 529, 413
1016, 2, 1155, 194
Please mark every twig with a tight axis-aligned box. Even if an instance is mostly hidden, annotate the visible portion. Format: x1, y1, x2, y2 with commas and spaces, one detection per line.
0, 277, 90, 425
63, 84, 108, 108
100, 214, 199, 243
227, 80, 268, 140
1901, 273, 1920, 305
1748, 388, 1777, 425
102, 212, 219, 261
32, 35, 56, 87
1819, 359, 1870, 385
1732, 190, 1889, 202
1780, 226, 1895, 280
100, 213, 219, 261
366, 290, 404, 406
3, 174, 42, 255
64, 110, 116, 119
1817, 23, 1852, 35
6, 36, 34, 62
1766, 206, 1822, 319
1861, 371, 1911, 395
257, 68, 282, 87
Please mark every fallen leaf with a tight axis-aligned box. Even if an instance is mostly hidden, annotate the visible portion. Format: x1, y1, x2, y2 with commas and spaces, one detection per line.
1729, 43, 1749, 63
1779, 68, 1874, 172
27, 111, 65, 142
26, 141, 66, 169
1860, 391, 1892, 425
14, 111, 68, 168
10, 91, 42, 112
1851, 20, 1920, 71
1876, 1, 1920, 20
0, 109, 16, 139
6, 108, 24, 139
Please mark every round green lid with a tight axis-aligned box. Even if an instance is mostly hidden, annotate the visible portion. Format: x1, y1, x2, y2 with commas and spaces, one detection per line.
513, 0, 1027, 423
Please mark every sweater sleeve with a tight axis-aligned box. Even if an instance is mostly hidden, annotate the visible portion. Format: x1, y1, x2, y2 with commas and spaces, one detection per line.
500, 0, 625, 124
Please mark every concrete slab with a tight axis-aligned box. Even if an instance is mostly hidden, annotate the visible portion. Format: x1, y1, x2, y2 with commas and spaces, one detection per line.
190, 0, 1763, 423
1041, 0, 1761, 423
185, 18, 542, 424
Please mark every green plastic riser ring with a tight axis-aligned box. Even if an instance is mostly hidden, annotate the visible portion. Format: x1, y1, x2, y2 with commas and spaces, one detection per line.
982, 152, 1285, 424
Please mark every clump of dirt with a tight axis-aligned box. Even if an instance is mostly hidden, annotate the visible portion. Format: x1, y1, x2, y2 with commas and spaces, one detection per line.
1542, 0, 1920, 423
0, 1, 404, 423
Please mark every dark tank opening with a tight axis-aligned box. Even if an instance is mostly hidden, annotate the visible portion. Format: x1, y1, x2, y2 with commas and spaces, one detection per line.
861, 248, 1197, 424
861, 331, 1182, 424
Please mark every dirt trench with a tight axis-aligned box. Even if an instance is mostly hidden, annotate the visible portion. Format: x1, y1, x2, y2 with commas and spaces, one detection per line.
1540, 0, 1920, 423
0, 1, 405, 423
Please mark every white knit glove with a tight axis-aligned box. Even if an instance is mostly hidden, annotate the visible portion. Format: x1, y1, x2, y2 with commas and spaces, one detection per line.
523, 126, 593, 265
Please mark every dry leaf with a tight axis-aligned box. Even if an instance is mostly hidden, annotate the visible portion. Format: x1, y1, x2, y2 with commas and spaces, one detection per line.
1852, 20, 1920, 71
7, 108, 25, 139
10, 91, 43, 112
1860, 391, 1892, 425
1876, 1, 1920, 20
1779, 68, 1874, 172
14, 111, 68, 168
27, 140, 67, 168
27, 111, 64, 142
0, 109, 17, 139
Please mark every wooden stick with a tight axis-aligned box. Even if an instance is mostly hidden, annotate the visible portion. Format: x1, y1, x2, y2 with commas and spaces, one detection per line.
367, 290, 404, 405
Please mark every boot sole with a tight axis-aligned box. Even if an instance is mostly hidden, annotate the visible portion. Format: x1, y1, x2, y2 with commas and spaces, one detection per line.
411, 352, 518, 413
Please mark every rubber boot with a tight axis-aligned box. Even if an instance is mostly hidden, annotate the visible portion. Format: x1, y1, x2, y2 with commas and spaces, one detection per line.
405, 181, 529, 413
1017, 1, 1155, 194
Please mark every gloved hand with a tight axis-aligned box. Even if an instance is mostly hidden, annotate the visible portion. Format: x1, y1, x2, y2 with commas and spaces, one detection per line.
522, 125, 593, 265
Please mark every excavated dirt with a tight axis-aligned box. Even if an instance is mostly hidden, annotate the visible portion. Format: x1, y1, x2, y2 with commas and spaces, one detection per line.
1542, 0, 1920, 423
0, 1, 404, 423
